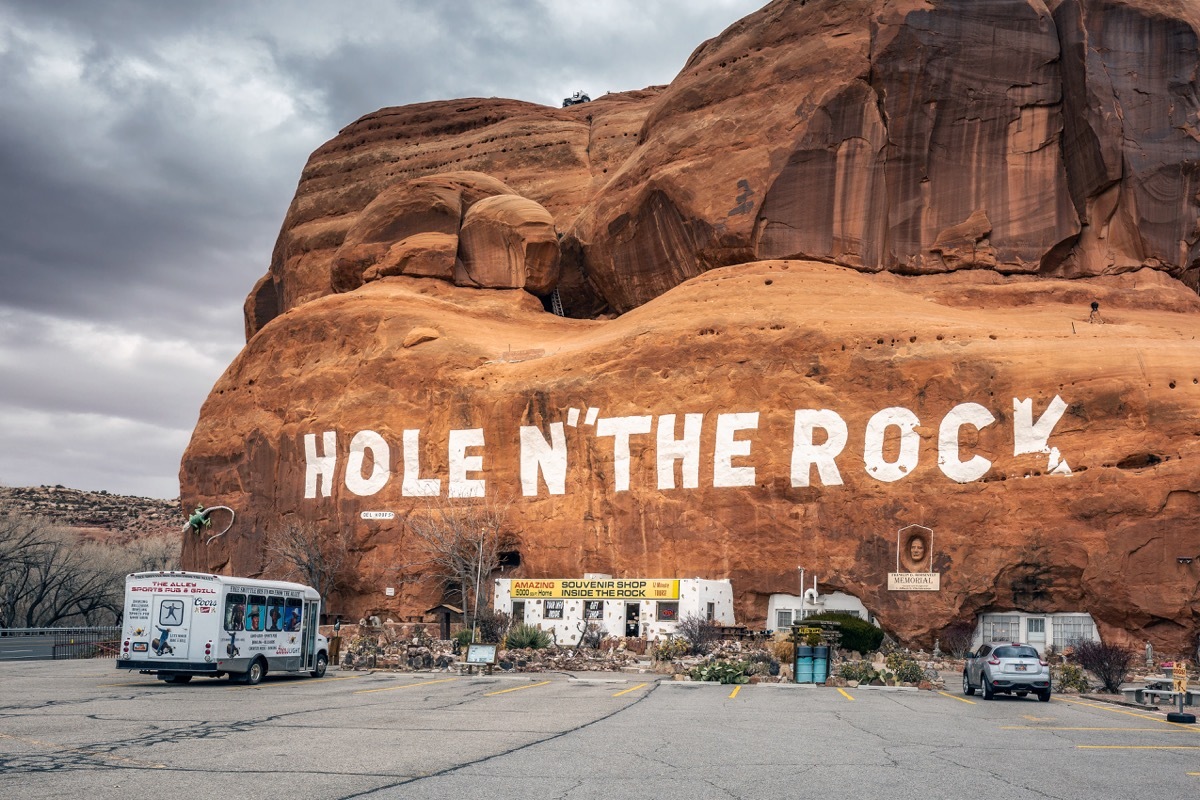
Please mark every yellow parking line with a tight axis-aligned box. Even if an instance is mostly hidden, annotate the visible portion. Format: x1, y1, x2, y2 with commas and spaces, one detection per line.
613, 682, 648, 697
1077, 745, 1200, 750
485, 680, 551, 696
1055, 696, 1200, 732
1003, 726, 1183, 732
938, 691, 976, 705
229, 674, 360, 691
353, 677, 459, 695
837, 688, 854, 701
729, 685, 742, 699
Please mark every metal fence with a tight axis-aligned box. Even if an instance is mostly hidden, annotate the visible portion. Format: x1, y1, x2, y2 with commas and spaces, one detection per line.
0, 627, 121, 660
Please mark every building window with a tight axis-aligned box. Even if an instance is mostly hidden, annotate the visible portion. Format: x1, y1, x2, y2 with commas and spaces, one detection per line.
657, 602, 679, 622
1052, 616, 1095, 649
706, 602, 715, 621
981, 614, 1020, 642
583, 600, 604, 620
544, 599, 564, 620
776, 609, 793, 629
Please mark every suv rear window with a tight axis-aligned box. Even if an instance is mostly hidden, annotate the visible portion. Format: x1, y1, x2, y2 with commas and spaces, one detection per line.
994, 646, 1038, 658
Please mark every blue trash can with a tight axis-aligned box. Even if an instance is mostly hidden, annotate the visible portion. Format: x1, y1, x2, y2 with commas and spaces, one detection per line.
813, 646, 830, 683
795, 646, 814, 684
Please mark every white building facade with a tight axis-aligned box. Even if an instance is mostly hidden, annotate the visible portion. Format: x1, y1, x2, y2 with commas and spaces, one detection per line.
972, 611, 1099, 654
493, 576, 736, 645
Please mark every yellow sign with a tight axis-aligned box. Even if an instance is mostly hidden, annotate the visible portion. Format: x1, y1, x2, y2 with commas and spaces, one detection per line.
1174, 660, 1189, 694
510, 579, 680, 600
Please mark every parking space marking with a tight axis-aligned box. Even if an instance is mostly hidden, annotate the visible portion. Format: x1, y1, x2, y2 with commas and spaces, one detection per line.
353, 677, 460, 694
729, 685, 742, 699
1055, 696, 1200, 732
229, 674, 362, 691
612, 683, 648, 697
837, 688, 854, 701
938, 691, 975, 704
485, 680, 551, 696
1077, 745, 1200, 750
96, 681, 163, 687
1003, 726, 1186, 732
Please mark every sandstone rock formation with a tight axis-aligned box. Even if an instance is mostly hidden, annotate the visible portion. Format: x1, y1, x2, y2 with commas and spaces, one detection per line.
190, 0, 1200, 652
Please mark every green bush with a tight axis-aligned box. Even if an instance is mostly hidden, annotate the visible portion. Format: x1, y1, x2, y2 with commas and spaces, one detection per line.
505, 624, 552, 650
1053, 662, 1091, 692
651, 636, 692, 662
885, 651, 925, 684
804, 613, 884, 654
474, 610, 511, 644
838, 660, 878, 683
452, 629, 474, 651
689, 660, 750, 684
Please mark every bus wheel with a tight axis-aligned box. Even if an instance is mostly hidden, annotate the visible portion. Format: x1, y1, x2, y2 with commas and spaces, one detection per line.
163, 674, 192, 684
311, 652, 328, 679
243, 658, 265, 685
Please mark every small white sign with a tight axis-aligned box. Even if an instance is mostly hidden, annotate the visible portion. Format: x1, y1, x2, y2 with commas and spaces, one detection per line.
385, 587, 395, 597
888, 572, 941, 591
360, 511, 395, 520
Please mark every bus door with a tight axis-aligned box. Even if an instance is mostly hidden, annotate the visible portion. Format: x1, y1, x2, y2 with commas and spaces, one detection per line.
150, 595, 190, 660
301, 600, 319, 670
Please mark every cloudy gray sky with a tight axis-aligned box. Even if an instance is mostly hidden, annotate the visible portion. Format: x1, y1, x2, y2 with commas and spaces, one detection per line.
0, 0, 764, 499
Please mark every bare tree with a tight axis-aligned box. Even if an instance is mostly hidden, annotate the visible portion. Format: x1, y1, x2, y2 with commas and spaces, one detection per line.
0, 510, 178, 628
264, 521, 356, 603
403, 497, 513, 626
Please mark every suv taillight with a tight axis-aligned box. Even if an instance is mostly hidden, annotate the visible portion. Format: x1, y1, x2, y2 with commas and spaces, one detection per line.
988, 657, 1001, 665
1039, 659, 1048, 667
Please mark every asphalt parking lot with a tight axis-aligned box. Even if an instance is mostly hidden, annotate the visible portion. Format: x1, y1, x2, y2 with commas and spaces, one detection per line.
2, 660, 1198, 800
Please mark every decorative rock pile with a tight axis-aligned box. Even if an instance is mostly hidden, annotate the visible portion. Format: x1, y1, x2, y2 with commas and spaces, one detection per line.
337, 628, 644, 673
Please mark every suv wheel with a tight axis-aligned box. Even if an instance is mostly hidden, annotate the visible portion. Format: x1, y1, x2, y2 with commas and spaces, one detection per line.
982, 675, 995, 701
1037, 689, 1051, 702
963, 672, 975, 696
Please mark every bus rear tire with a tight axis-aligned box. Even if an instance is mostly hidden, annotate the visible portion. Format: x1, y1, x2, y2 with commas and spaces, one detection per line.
311, 652, 328, 678
242, 658, 265, 685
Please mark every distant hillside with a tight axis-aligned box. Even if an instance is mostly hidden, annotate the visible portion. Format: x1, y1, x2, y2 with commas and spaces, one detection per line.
0, 485, 180, 543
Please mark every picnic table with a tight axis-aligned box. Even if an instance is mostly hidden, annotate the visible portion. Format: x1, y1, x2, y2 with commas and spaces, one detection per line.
1120, 678, 1200, 706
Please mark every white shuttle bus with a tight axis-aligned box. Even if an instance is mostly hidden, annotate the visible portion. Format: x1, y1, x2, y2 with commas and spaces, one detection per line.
116, 571, 329, 684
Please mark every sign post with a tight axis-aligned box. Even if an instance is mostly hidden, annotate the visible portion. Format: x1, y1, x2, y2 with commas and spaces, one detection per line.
1168, 660, 1195, 724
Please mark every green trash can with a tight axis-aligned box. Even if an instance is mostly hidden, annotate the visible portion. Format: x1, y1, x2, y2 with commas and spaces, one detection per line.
813, 646, 830, 683
795, 646, 814, 684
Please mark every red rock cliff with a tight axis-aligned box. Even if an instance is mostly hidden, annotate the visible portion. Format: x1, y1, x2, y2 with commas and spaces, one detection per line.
187, 0, 1200, 651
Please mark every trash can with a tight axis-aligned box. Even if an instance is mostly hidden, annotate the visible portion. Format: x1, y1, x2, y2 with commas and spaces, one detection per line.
795, 646, 814, 684
813, 646, 830, 683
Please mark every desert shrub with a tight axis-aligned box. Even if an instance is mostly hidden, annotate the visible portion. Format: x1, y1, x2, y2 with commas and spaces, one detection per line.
885, 651, 926, 684
505, 624, 551, 650
1053, 662, 1091, 692
771, 640, 795, 663
452, 629, 474, 652
675, 613, 720, 655
651, 636, 692, 662
578, 623, 606, 649
838, 661, 877, 683
1071, 640, 1135, 693
474, 610, 511, 644
804, 613, 884, 654
690, 660, 751, 684
939, 621, 976, 659
748, 650, 781, 677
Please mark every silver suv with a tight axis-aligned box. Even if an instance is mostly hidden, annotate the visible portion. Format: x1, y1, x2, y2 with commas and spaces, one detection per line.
963, 642, 1051, 702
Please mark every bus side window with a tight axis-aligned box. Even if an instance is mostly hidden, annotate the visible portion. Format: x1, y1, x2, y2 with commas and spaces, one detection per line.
246, 595, 267, 631
225, 593, 247, 632
284, 598, 303, 632
266, 597, 285, 632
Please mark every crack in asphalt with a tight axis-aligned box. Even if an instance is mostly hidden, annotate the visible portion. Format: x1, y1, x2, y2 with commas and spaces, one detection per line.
334, 680, 663, 799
